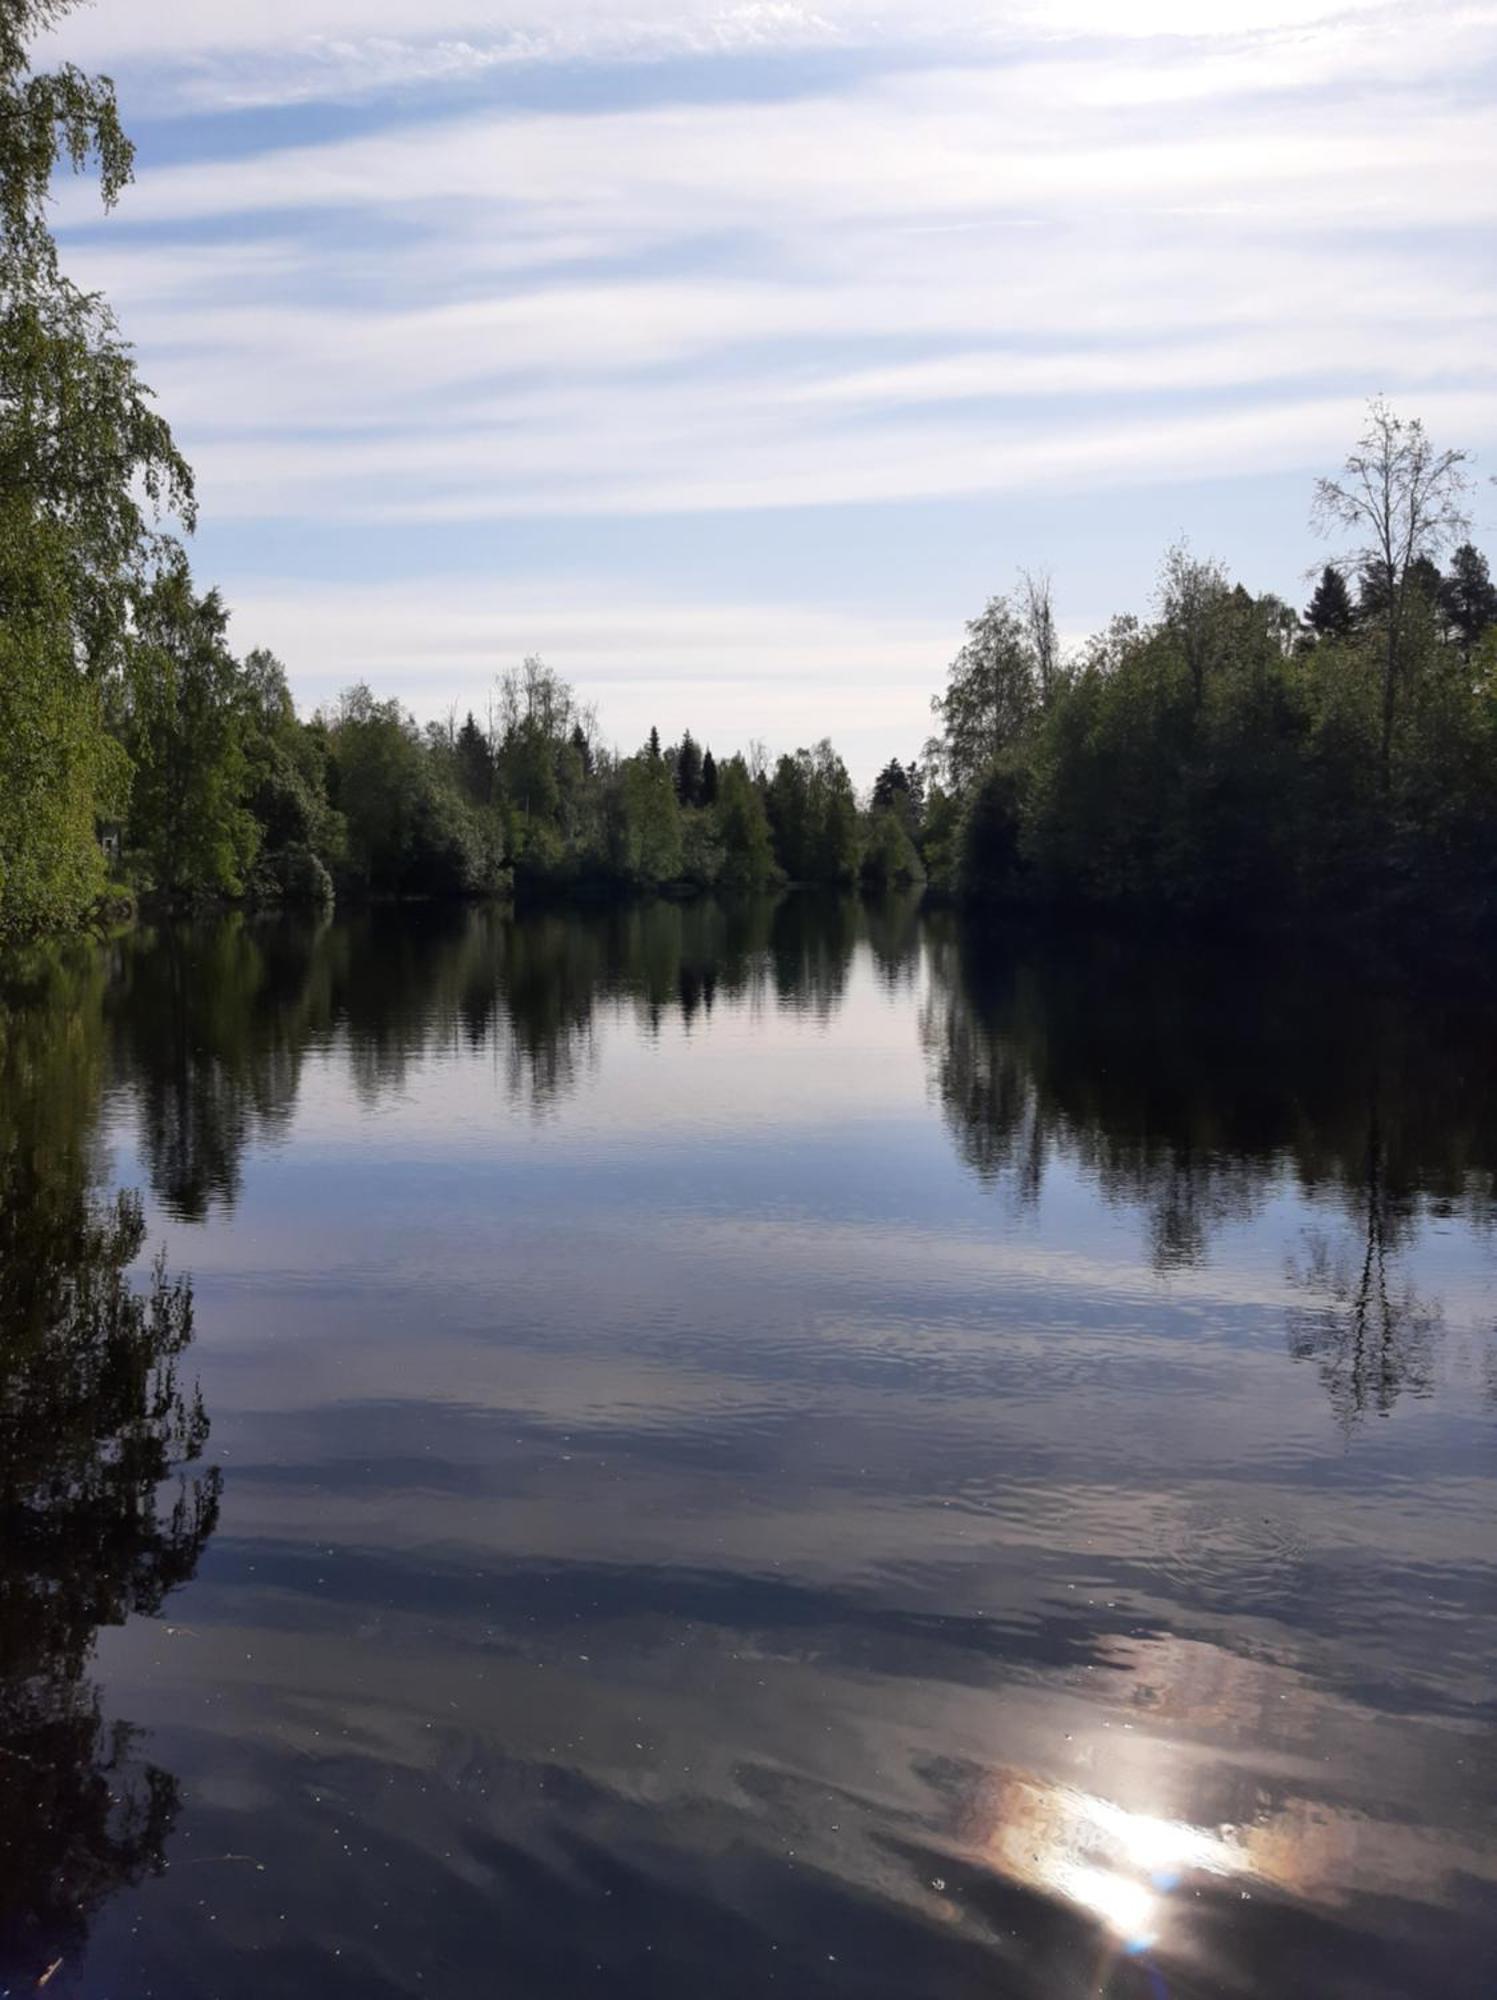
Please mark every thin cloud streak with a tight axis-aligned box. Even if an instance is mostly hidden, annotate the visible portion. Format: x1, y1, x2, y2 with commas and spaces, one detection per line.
44, 0, 1414, 74
38, 0, 1497, 762
57, 79, 1497, 234
181, 390, 1488, 524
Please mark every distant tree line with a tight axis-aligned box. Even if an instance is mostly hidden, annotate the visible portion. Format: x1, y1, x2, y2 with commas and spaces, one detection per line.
280, 662, 911, 907
2, 5, 1493, 942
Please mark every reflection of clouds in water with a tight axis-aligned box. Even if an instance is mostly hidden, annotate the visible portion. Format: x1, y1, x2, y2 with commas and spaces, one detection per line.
48, 904, 1497, 1992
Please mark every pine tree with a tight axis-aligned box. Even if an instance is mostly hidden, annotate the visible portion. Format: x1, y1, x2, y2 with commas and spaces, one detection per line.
871, 759, 910, 812
455, 712, 492, 805
675, 730, 703, 806
1304, 564, 1354, 641
1441, 544, 1497, 657
700, 748, 718, 806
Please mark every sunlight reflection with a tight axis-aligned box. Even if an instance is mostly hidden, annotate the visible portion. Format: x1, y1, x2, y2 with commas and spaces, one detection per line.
983, 1776, 1245, 1956
1053, 1861, 1160, 1952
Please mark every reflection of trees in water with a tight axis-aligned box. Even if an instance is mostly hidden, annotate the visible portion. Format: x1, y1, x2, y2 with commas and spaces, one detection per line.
100, 902, 1497, 1298
922, 951, 1049, 1208
0, 949, 219, 1989
107, 916, 332, 1219
770, 892, 858, 1019
99, 897, 896, 1185
497, 911, 607, 1107
922, 928, 1320, 1259
924, 926, 1497, 1417
863, 888, 925, 994
926, 927, 1497, 1246
1286, 1123, 1440, 1429
81, 901, 1497, 1292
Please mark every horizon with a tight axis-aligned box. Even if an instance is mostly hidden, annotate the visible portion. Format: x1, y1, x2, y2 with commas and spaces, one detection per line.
45, 0, 1497, 781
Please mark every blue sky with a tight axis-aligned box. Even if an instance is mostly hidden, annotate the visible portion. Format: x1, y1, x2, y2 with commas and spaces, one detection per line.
46, 0, 1497, 779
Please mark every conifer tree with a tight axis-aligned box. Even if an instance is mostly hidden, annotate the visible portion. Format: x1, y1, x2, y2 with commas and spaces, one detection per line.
1441, 544, 1497, 657
1305, 564, 1354, 641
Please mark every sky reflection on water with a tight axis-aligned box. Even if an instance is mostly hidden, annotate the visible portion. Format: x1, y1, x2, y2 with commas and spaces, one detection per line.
1, 899, 1494, 1998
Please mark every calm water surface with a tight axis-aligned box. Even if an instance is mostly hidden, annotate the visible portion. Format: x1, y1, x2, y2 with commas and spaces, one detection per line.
2, 898, 1494, 1998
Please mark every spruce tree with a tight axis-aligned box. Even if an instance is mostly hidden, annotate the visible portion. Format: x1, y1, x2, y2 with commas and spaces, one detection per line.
455, 712, 492, 804
1304, 564, 1354, 641
675, 731, 703, 806
1441, 544, 1497, 656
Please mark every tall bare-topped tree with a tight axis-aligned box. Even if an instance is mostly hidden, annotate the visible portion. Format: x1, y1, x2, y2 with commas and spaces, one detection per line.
1313, 401, 1471, 790
1018, 568, 1062, 708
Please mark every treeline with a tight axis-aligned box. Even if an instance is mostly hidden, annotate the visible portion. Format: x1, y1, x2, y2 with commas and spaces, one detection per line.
916, 407, 1497, 931
113, 643, 914, 909
274, 664, 919, 906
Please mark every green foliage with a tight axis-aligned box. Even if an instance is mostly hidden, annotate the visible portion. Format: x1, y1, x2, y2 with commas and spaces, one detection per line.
0, 511, 126, 939
765, 740, 860, 883
0, 0, 193, 939
251, 842, 334, 908
678, 806, 725, 888
323, 685, 492, 899
959, 757, 1031, 904
928, 594, 1037, 794
931, 542, 1497, 930
121, 571, 259, 898
861, 807, 924, 889
712, 754, 776, 890
614, 753, 683, 884
918, 782, 962, 896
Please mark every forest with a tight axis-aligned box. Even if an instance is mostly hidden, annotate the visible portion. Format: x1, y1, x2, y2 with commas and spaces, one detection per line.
3, 1, 1497, 944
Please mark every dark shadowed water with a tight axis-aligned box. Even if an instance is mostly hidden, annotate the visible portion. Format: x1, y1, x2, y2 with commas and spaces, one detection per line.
2, 897, 1494, 1999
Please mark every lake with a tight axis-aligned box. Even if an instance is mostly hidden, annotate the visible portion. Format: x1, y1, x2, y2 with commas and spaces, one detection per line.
1, 898, 1494, 1998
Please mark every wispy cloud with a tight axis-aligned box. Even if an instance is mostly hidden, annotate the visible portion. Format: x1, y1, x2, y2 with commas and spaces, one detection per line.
46, 0, 1451, 109
42, 0, 1497, 759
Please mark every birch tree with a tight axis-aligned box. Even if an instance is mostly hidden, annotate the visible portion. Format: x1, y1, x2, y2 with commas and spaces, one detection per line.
1313, 401, 1471, 790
